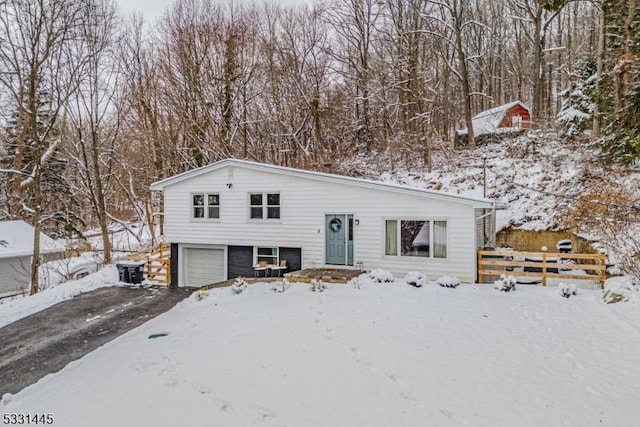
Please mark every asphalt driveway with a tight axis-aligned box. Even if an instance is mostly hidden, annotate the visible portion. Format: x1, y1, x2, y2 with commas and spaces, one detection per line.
0, 286, 194, 395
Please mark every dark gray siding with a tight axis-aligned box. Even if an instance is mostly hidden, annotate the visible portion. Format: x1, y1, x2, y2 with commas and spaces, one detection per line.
279, 247, 302, 273
227, 246, 302, 278
170, 243, 178, 288
228, 246, 253, 278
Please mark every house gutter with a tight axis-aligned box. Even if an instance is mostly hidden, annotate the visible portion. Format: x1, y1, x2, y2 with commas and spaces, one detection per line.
475, 201, 507, 220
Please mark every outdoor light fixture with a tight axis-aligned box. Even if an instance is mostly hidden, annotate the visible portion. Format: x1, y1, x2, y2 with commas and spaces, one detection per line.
354, 219, 360, 225
226, 183, 233, 189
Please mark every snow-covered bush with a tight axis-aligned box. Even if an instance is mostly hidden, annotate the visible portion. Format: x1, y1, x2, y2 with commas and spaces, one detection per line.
558, 283, 578, 298
271, 279, 289, 293
309, 279, 326, 292
348, 274, 373, 289
194, 289, 209, 301
231, 277, 248, 294
404, 271, 428, 288
494, 275, 517, 292
603, 277, 638, 303
564, 186, 640, 285
367, 269, 394, 283
436, 276, 460, 288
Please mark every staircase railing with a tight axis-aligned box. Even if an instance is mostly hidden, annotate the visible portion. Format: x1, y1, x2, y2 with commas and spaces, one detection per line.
129, 242, 171, 285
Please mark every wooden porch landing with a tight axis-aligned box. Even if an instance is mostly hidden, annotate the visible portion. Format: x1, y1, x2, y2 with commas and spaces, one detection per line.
285, 268, 363, 284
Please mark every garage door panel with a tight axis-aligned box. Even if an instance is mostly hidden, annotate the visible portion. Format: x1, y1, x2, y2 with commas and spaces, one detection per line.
184, 248, 225, 286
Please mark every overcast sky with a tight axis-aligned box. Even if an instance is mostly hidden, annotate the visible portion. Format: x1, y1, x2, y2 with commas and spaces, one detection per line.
116, 0, 311, 23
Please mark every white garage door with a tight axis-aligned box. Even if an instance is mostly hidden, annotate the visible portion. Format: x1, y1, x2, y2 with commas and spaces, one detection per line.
184, 248, 225, 286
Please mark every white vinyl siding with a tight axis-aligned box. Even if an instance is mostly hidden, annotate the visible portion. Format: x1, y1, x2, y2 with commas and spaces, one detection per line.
163, 166, 485, 282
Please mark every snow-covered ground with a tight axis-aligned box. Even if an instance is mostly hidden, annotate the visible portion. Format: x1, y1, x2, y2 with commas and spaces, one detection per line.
3, 276, 640, 427
0, 265, 119, 329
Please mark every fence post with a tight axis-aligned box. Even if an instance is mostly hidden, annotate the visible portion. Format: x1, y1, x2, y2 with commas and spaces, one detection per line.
477, 251, 483, 284
542, 253, 547, 286
599, 254, 606, 289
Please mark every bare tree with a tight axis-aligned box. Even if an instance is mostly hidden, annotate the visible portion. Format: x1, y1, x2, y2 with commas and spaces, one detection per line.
64, 0, 122, 264
507, 0, 572, 126
326, 0, 383, 151
0, 0, 84, 293
380, 0, 437, 168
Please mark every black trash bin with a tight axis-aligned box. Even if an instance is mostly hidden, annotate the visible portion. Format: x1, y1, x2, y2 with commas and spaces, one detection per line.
116, 261, 146, 284
116, 262, 130, 283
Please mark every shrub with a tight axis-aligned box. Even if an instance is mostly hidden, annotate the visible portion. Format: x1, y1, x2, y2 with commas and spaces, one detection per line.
602, 277, 638, 303
558, 283, 578, 298
348, 274, 371, 289
309, 278, 326, 292
367, 269, 394, 283
404, 271, 428, 288
436, 276, 460, 288
231, 277, 248, 294
194, 289, 209, 300
494, 275, 517, 292
271, 279, 289, 293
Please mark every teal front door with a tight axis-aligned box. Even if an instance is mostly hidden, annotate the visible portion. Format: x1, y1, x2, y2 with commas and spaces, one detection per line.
325, 214, 354, 266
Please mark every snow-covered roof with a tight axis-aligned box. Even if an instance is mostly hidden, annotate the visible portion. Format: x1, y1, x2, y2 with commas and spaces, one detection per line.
0, 220, 66, 260
458, 100, 530, 137
151, 158, 494, 208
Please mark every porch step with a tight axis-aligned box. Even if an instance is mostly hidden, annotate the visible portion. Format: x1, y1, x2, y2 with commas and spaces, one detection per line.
285, 268, 363, 284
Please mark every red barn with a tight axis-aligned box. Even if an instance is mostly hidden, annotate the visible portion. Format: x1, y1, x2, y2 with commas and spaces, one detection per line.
455, 101, 531, 147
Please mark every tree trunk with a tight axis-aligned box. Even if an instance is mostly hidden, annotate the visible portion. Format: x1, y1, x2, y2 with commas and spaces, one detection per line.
91, 129, 112, 264
592, 6, 605, 139
454, 2, 475, 148
30, 172, 42, 295
531, 10, 544, 127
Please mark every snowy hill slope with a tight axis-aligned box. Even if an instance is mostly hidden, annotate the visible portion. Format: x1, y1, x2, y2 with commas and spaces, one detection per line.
339, 132, 640, 234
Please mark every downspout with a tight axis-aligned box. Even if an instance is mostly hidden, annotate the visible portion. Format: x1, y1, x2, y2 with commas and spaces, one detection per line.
475, 201, 497, 284
475, 201, 496, 248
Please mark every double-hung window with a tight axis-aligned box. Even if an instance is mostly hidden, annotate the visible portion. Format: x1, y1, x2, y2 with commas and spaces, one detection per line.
192, 193, 220, 219
255, 247, 279, 265
384, 219, 447, 258
249, 193, 280, 219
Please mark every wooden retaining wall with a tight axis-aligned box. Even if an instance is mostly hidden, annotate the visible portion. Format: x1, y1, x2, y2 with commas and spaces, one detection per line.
495, 229, 596, 254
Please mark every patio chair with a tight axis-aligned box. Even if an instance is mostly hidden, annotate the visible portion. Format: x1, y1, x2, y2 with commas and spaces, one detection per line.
254, 260, 269, 277
269, 259, 288, 277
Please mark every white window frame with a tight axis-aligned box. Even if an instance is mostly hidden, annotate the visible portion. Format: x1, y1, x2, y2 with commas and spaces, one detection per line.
191, 193, 220, 220
248, 192, 280, 220
511, 115, 522, 128
383, 218, 448, 259
254, 246, 279, 266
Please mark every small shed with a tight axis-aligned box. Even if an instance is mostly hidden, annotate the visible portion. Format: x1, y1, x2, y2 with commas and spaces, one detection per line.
455, 101, 531, 147
0, 220, 66, 297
